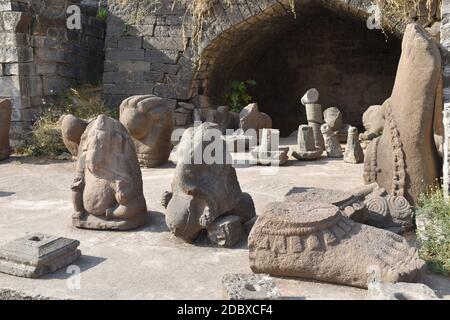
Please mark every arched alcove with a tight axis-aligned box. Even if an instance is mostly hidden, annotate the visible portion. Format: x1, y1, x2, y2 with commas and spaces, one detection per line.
192, 0, 402, 136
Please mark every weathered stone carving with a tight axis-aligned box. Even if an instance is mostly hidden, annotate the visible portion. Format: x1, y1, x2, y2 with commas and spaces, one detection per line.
321, 124, 343, 158
239, 103, 272, 132
344, 126, 364, 164
291, 125, 323, 161
323, 107, 343, 132
352, 183, 414, 233
360, 104, 385, 141
0, 99, 12, 161
364, 24, 441, 204
59, 114, 88, 158
251, 129, 289, 166
72, 115, 148, 230
301, 89, 325, 150
119, 95, 174, 168
0, 233, 81, 278
163, 122, 256, 246
248, 201, 424, 288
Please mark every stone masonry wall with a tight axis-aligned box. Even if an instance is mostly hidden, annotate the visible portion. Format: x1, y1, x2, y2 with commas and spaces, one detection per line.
441, 0, 450, 196
0, 0, 105, 146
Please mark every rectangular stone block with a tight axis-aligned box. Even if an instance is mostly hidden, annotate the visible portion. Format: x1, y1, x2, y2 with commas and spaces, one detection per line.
105, 48, 145, 61
118, 36, 143, 49
143, 36, 187, 51
0, 233, 81, 278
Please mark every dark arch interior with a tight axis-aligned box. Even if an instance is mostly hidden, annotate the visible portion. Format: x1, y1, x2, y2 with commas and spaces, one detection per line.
203, 3, 402, 136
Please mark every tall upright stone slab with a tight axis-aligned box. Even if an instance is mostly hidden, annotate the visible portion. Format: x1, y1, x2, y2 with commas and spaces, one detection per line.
0, 99, 12, 161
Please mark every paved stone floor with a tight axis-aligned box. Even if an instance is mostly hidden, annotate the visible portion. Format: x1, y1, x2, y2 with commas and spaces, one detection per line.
0, 138, 448, 300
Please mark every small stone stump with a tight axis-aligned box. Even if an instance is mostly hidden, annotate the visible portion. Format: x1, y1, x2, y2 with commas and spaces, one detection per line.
291, 125, 323, 160
0, 233, 81, 278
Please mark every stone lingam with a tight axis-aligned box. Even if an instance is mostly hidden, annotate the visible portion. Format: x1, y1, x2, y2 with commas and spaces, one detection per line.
119, 95, 174, 168
0, 99, 12, 161
162, 122, 256, 247
72, 115, 148, 230
291, 125, 323, 161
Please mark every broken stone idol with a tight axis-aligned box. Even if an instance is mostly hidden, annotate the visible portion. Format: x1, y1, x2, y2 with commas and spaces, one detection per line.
251, 129, 289, 166
301, 88, 325, 150
60, 114, 89, 158
344, 126, 364, 164
321, 124, 343, 158
162, 122, 256, 247
0, 99, 12, 161
291, 125, 323, 161
72, 115, 148, 230
360, 104, 385, 141
364, 24, 442, 204
120, 95, 174, 168
248, 202, 424, 288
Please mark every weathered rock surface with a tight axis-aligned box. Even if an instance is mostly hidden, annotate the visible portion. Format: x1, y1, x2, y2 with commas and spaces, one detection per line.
324, 107, 343, 132
344, 126, 364, 164
291, 125, 323, 161
0, 100, 12, 161
364, 24, 441, 204
164, 122, 256, 246
0, 233, 80, 278
72, 115, 148, 230
59, 114, 88, 158
367, 282, 439, 300
222, 274, 281, 300
119, 95, 174, 168
360, 104, 385, 141
249, 201, 424, 288
321, 124, 343, 158
239, 103, 272, 132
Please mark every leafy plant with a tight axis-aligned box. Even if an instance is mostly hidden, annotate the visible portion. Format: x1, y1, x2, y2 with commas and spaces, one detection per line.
416, 185, 450, 276
225, 80, 256, 113
96, 7, 108, 22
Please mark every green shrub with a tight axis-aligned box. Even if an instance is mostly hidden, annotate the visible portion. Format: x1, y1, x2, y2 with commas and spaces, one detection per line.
96, 7, 108, 22
416, 186, 450, 276
22, 85, 118, 157
225, 80, 256, 113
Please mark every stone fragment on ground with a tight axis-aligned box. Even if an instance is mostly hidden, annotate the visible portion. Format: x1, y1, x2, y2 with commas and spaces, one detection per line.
367, 282, 440, 300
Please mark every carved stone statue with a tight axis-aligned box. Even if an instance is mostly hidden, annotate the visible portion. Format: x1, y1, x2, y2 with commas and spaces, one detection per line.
239, 103, 272, 132
344, 126, 364, 164
291, 125, 323, 160
71, 115, 148, 230
364, 24, 441, 204
301, 89, 325, 150
251, 129, 289, 166
162, 122, 256, 247
360, 104, 385, 141
321, 124, 343, 158
249, 201, 424, 288
59, 114, 88, 158
119, 95, 174, 168
0, 99, 12, 161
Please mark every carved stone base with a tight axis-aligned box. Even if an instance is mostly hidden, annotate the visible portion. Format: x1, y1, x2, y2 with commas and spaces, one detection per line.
73, 212, 148, 231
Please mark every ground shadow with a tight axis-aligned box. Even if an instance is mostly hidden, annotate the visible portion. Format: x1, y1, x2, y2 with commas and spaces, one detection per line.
42, 255, 107, 280
0, 192, 15, 197
137, 211, 169, 233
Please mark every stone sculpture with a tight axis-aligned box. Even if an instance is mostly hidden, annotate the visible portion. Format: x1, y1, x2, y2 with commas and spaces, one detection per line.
364, 24, 441, 204
360, 104, 385, 141
59, 114, 88, 158
239, 103, 272, 132
291, 125, 323, 160
344, 126, 364, 164
248, 201, 424, 288
301, 89, 325, 150
162, 122, 256, 247
0, 99, 12, 161
72, 115, 148, 230
251, 129, 289, 166
323, 107, 343, 132
119, 95, 174, 168
321, 124, 343, 158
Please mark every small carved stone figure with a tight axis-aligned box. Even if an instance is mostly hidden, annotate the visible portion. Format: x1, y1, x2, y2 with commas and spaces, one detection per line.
291, 125, 323, 160
59, 114, 88, 158
344, 126, 364, 164
364, 24, 441, 204
249, 201, 424, 288
301, 89, 325, 150
321, 124, 343, 158
119, 95, 174, 168
251, 129, 289, 166
72, 115, 148, 230
162, 122, 256, 247
360, 104, 385, 141
323, 107, 343, 132
0, 99, 12, 161
239, 103, 272, 132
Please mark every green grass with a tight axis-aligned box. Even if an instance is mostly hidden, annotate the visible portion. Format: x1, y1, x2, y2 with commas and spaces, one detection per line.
416, 186, 450, 276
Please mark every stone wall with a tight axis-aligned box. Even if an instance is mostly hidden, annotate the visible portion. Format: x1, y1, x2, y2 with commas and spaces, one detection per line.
441, 0, 450, 196
0, 0, 105, 146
